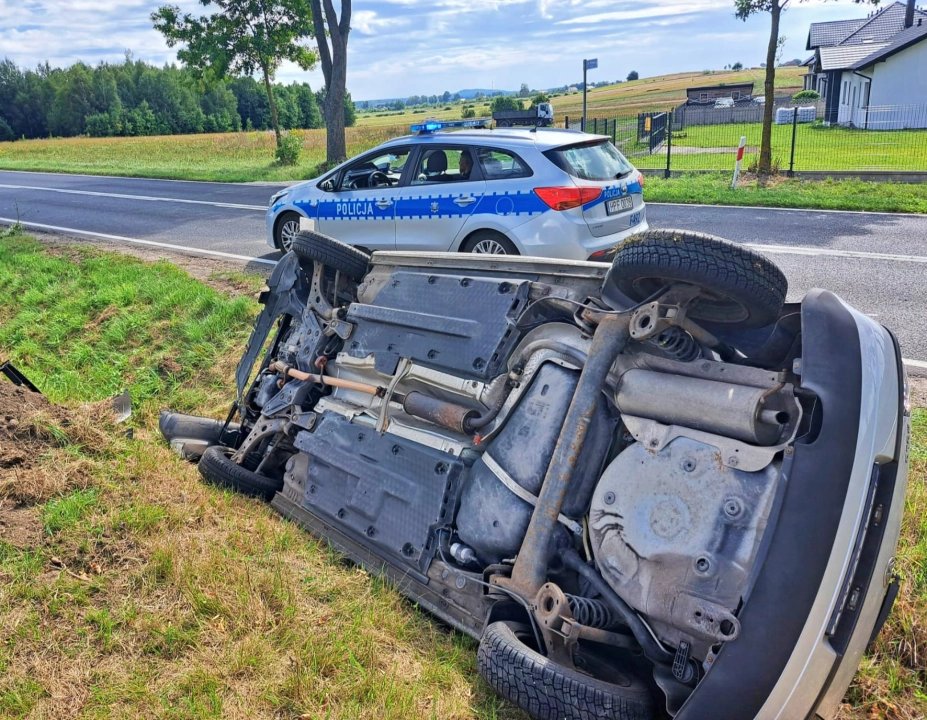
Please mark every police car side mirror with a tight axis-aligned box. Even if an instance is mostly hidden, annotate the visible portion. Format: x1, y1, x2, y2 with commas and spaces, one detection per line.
321, 179, 335, 192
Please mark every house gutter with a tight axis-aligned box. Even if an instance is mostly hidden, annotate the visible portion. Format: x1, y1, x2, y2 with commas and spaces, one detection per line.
852, 70, 873, 129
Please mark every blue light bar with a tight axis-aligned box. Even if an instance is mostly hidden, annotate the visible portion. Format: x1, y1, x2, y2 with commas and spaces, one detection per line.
410, 118, 492, 133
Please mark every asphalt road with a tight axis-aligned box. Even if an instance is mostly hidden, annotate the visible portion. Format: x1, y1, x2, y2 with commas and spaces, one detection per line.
1, 169, 926, 364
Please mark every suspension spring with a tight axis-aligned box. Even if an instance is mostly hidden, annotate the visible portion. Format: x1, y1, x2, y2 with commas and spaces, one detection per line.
566, 594, 619, 629
649, 326, 700, 362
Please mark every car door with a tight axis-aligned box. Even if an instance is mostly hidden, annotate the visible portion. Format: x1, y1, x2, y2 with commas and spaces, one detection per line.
394, 145, 487, 251
316, 146, 414, 251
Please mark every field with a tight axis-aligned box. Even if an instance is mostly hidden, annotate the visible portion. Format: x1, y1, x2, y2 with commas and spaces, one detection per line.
355, 67, 809, 128
0, 231, 926, 719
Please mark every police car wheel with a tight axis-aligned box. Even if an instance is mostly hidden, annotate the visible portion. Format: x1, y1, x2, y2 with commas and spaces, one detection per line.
291, 230, 371, 282
275, 212, 302, 253
462, 232, 518, 256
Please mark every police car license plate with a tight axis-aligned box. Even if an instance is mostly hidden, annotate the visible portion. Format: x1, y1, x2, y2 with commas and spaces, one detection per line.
606, 196, 634, 215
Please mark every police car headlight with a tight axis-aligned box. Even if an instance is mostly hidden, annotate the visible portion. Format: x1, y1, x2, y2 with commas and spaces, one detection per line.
269, 189, 289, 207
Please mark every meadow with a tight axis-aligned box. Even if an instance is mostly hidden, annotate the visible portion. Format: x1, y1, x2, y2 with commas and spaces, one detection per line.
0, 230, 925, 719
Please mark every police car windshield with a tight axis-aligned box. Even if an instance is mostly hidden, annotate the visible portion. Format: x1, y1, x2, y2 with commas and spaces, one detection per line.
545, 140, 633, 182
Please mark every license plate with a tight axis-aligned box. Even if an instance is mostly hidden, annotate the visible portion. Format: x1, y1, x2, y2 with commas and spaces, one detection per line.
606, 196, 634, 215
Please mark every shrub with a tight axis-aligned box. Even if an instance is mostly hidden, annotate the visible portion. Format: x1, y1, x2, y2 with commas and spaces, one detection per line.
792, 90, 821, 101
461, 107, 476, 119
274, 131, 302, 165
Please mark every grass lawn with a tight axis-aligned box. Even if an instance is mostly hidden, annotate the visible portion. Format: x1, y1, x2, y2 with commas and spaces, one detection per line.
633, 122, 927, 172
643, 173, 927, 214
0, 230, 925, 718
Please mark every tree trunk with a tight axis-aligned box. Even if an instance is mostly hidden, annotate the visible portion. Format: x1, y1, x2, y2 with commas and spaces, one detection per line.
759, 0, 781, 177
324, 62, 347, 164
262, 65, 282, 147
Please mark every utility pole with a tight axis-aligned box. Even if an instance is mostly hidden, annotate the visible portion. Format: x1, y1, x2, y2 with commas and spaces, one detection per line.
582, 57, 597, 131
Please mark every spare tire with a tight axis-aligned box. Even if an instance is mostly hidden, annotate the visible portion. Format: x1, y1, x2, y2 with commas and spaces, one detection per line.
291, 230, 371, 282
605, 229, 787, 329
198, 446, 282, 501
477, 621, 654, 720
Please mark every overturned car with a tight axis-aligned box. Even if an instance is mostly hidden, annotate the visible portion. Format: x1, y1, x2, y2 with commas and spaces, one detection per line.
161, 229, 909, 719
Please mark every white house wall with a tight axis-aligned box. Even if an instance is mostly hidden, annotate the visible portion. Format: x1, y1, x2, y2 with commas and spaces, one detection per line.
861, 39, 927, 129
837, 72, 870, 126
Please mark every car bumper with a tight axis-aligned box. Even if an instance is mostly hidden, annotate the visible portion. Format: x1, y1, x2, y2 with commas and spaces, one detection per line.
676, 289, 907, 720
506, 206, 648, 261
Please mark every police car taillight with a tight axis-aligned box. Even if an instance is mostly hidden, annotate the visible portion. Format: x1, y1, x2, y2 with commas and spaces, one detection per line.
534, 186, 602, 211
637, 171, 645, 188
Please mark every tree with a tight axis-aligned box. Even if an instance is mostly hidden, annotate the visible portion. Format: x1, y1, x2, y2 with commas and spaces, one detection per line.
735, 0, 875, 176
441, 90, 451, 103
518, 82, 530, 98
627, 70, 639, 81
732, 61, 743, 71
151, 0, 316, 148
529, 92, 550, 109
308, 0, 351, 164
490, 96, 522, 113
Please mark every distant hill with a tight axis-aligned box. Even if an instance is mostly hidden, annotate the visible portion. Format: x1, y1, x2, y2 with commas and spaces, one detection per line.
359, 88, 516, 106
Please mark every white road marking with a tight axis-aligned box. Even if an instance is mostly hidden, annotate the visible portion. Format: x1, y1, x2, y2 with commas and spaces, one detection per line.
744, 243, 927, 264
2, 217, 926, 367
0, 217, 278, 266
0, 183, 266, 211
649, 201, 927, 218
0, 168, 291, 187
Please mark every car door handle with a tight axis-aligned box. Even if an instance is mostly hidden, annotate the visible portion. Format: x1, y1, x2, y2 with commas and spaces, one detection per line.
454, 196, 476, 206
376, 199, 393, 209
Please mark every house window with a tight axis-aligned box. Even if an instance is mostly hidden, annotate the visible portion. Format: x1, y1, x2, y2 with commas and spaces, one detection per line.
862, 82, 870, 108
731, 91, 740, 100
699, 93, 708, 102
842, 80, 848, 104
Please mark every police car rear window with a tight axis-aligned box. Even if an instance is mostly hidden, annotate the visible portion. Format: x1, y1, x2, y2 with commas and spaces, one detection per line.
475, 148, 532, 181
544, 140, 633, 182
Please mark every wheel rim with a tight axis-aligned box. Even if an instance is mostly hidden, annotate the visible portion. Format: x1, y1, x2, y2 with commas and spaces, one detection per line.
279, 219, 300, 252
472, 239, 507, 255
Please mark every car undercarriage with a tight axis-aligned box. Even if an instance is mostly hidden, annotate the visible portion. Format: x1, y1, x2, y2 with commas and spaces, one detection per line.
161, 229, 908, 719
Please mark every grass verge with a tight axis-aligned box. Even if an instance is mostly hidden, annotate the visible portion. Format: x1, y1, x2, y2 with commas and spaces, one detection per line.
643, 173, 927, 214
0, 229, 923, 719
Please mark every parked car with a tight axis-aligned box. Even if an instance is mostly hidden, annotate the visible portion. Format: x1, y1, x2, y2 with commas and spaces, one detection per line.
266, 120, 647, 261
162, 228, 909, 720
714, 98, 735, 108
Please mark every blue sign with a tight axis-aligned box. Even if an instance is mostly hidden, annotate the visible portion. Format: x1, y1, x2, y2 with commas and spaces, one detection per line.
585, 58, 598, 70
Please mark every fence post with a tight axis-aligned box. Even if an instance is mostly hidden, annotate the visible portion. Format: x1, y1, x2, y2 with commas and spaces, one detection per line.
788, 105, 798, 177
565, 115, 569, 129
665, 110, 673, 179
612, 118, 617, 145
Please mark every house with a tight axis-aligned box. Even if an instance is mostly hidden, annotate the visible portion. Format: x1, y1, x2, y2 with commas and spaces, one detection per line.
804, 0, 927, 127
685, 82, 755, 105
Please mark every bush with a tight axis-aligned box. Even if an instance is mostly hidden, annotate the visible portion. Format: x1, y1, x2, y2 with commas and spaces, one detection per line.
792, 90, 821, 101
461, 107, 476, 119
0, 118, 13, 142
275, 131, 302, 165
490, 96, 522, 113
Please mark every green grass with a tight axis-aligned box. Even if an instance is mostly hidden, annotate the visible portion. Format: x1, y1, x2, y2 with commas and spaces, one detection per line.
632, 121, 927, 172
643, 173, 927, 214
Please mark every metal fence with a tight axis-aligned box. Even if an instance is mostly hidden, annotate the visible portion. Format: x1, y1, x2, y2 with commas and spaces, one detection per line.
565, 103, 927, 175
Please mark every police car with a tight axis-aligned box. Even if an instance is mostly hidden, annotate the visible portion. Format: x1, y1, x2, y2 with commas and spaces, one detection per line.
266, 119, 648, 261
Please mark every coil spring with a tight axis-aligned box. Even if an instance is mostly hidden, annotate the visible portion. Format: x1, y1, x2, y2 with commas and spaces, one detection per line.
565, 594, 618, 629
649, 326, 700, 362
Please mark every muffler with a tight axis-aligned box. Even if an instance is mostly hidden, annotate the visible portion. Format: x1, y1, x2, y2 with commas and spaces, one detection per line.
615, 369, 791, 446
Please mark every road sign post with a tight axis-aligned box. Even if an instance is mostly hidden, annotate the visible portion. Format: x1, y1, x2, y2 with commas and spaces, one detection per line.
583, 58, 597, 132
731, 136, 747, 188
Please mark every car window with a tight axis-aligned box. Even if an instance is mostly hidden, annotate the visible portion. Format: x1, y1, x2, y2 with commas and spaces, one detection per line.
544, 140, 634, 181
411, 146, 475, 185
475, 147, 531, 181
337, 147, 411, 191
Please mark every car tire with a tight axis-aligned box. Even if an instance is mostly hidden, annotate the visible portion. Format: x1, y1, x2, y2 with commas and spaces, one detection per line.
461, 231, 519, 256
477, 621, 654, 720
607, 229, 787, 328
274, 211, 302, 253
291, 230, 371, 282
198, 446, 282, 501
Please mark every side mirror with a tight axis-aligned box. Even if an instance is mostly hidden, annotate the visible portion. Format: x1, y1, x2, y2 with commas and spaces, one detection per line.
321, 178, 335, 192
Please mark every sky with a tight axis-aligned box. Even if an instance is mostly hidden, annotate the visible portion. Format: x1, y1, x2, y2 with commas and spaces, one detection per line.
0, 0, 899, 101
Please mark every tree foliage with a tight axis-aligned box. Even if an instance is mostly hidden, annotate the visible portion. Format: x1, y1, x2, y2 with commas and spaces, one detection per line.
529, 92, 550, 109
732, 61, 744, 70
627, 70, 639, 81
490, 96, 522, 113
0, 55, 325, 141
151, 0, 317, 146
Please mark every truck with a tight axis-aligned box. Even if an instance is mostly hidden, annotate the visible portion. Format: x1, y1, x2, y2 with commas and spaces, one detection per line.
492, 102, 553, 127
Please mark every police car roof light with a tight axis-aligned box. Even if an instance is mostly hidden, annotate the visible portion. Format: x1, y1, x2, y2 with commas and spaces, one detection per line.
410, 118, 492, 133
